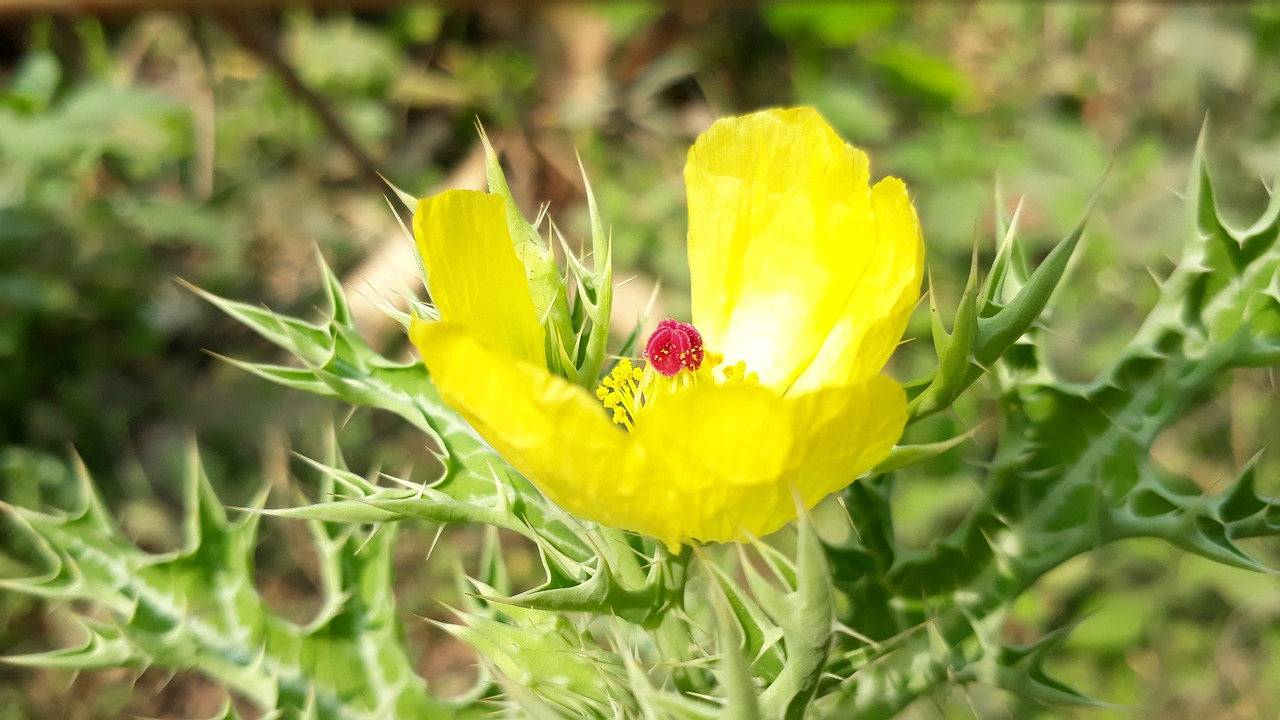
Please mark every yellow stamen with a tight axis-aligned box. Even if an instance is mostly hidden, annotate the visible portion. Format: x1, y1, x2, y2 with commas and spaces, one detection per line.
597, 350, 760, 431
719, 359, 759, 386
597, 358, 641, 429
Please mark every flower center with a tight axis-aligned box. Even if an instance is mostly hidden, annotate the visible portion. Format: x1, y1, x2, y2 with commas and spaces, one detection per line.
596, 318, 758, 430
643, 318, 705, 376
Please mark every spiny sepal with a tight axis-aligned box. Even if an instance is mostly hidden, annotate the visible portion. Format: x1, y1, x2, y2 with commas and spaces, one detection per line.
909, 247, 980, 418
713, 591, 766, 720
437, 578, 629, 717
492, 525, 684, 626
975, 190, 1094, 366
704, 558, 786, 685
476, 125, 579, 379
747, 509, 835, 720
872, 428, 978, 474
472, 126, 615, 389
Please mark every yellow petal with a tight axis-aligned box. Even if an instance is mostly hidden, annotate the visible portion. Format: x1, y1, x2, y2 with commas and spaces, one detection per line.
626, 377, 905, 549
412, 321, 631, 527
415, 321, 906, 553
684, 108, 923, 394
415, 190, 545, 366
788, 177, 924, 394
782, 373, 908, 499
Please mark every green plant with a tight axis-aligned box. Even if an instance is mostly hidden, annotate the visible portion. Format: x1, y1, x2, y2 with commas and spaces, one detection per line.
2, 126, 1276, 720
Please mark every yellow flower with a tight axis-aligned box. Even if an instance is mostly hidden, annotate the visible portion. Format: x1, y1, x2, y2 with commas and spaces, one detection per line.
411, 108, 924, 552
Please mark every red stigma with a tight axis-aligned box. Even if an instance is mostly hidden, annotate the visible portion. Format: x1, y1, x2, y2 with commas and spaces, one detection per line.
643, 318, 705, 376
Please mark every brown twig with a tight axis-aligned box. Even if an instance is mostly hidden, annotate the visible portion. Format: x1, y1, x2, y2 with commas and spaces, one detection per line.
186, 15, 217, 199
216, 12, 390, 197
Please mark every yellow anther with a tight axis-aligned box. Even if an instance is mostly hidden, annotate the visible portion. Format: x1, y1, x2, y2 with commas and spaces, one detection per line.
612, 358, 634, 380
598, 350, 752, 431
722, 361, 745, 382
717, 358, 758, 386
599, 357, 643, 430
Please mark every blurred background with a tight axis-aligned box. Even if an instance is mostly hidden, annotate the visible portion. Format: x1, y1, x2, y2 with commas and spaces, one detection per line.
0, 2, 1277, 718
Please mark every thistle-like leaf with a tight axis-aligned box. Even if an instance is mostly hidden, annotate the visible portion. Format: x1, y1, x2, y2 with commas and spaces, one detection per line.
827, 140, 1280, 718
1, 446, 458, 719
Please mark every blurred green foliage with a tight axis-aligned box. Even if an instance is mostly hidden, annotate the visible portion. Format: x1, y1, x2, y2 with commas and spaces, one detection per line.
0, 4, 1276, 718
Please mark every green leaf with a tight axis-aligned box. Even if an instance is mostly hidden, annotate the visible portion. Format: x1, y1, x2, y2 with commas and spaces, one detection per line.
975, 186, 1097, 366
1, 446, 459, 719
826, 145, 1280, 719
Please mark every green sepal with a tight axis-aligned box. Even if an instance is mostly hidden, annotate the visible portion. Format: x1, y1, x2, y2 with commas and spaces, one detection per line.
477, 124, 577, 375
551, 184, 614, 388
871, 428, 978, 474
437, 579, 626, 716
704, 557, 786, 685
715, 590, 765, 720
575, 152, 614, 384
907, 179, 1096, 421
751, 509, 835, 720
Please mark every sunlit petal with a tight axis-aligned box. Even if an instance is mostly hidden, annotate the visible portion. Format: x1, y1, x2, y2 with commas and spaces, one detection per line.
415, 190, 545, 366
622, 376, 905, 550
788, 177, 924, 394
685, 108, 921, 394
782, 373, 907, 500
